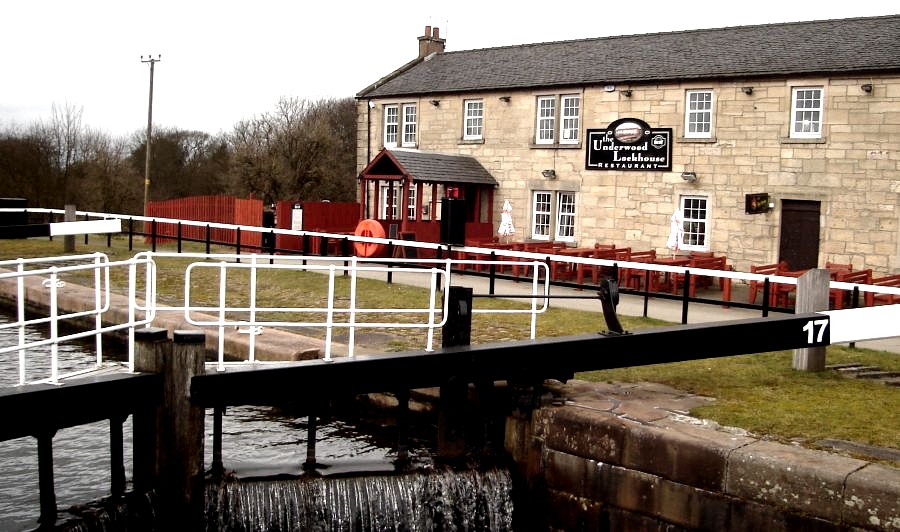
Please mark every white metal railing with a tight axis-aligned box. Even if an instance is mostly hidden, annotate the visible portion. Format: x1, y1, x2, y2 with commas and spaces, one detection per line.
0, 246, 552, 383
0, 253, 156, 385
137, 252, 551, 370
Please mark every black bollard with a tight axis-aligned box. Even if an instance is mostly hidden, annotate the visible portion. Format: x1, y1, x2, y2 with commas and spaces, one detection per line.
442, 286, 473, 348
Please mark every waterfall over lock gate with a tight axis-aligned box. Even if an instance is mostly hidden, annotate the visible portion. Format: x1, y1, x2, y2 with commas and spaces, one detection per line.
205, 466, 515, 532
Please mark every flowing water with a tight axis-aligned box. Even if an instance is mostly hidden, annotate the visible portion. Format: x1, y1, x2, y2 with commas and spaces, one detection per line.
0, 312, 516, 531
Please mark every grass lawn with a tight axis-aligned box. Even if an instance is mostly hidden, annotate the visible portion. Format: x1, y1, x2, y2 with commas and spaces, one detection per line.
1, 236, 898, 466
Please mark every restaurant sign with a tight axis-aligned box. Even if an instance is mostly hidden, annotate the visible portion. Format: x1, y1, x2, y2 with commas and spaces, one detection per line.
585, 118, 672, 171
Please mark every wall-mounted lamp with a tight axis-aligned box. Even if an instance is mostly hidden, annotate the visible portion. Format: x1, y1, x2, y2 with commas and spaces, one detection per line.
680, 171, 698, 183
498, 96, 511, 102
621, 89, 632, 98
742, 87, 754, 95
541, 169, 557, 179
430, 100, 440, 107
861, 83, 873, 93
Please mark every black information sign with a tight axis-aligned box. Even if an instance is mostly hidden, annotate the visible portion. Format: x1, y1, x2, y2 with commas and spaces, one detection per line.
585, 118, 673, 171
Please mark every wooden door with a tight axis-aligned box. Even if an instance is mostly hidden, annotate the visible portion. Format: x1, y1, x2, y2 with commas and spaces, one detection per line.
778, 200, 820, 270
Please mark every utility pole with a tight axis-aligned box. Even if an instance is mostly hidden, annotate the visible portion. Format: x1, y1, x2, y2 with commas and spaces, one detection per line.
141, 55, 161, 218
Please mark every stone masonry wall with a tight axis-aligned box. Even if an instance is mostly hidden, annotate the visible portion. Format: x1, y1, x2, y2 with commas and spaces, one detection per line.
505, 380, 900, 531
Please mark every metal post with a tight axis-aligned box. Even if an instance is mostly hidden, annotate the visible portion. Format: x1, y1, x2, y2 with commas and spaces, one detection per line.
395, 388, 410, 464
681, 271, 691, 324
37, 429, 58, 527
304, 414, 318, 470
110, 414, 126, 497
211, 406, 224, 478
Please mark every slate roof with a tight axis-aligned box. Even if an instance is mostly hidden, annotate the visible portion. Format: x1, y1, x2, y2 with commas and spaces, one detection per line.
361, 149, 498, 186
358, 15, 900, 98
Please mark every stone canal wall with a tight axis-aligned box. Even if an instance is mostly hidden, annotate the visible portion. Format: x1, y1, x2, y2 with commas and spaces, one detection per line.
506, 380, 900, 531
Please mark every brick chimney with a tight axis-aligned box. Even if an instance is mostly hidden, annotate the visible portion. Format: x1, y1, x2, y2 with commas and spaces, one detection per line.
418, 25, 445, 58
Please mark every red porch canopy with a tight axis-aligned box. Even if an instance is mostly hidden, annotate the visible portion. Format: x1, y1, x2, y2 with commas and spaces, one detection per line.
358, 148, 498, 243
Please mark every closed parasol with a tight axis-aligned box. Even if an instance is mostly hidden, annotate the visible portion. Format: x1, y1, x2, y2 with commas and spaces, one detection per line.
497, 199, 516, 242
666, 209, 684, 257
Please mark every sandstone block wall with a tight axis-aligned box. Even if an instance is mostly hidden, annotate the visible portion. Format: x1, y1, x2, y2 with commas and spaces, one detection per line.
505, 380, 900, 531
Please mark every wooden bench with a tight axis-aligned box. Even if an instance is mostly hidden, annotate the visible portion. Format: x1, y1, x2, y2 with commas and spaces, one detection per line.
580, 246, 631, 285
868, 274, 900, 306
830, 269, 873, 309
621, 249, 656, 290
680, 255, 731, 299
748, 261, 787, 304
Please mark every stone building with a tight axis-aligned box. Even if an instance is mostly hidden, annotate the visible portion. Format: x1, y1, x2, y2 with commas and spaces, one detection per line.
355, 16, 900, 274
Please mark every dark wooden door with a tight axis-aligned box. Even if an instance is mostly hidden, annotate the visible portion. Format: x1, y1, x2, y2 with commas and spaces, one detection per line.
778, 200, 820, 270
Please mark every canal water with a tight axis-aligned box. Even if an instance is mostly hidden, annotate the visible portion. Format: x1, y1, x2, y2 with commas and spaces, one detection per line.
0, 311, 515, 531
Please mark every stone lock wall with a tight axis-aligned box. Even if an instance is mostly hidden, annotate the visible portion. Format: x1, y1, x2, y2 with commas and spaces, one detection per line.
505, 380, 900, 531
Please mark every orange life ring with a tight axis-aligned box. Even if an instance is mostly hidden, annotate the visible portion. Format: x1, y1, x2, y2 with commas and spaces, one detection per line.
353, 219, 386, 257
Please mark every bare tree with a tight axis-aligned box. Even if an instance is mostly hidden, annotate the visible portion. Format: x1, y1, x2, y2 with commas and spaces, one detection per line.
128, 128, 230, 202
43, 102, 85, 205
228, 96, 357, 204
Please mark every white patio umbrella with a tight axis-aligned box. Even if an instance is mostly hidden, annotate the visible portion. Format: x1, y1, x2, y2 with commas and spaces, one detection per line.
497, 199, 516, 242
665, 209, 684, 257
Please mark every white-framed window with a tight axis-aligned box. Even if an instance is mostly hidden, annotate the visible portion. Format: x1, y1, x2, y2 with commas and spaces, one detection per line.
402, 104, 417, 147
383, 103, 417, 148
790, 87, 823, 139
536, 96, 556, 144
463, 99, 483, 140
405, 186, 417, 220
684, 89, 713, 138
379, 184, 416, 220
379, 184, 398, 220
555, 192, 576, 241
560, 95, 580, 144
536, 94, 580, 145
680, 195, 709, 250
532, 191, 552, 240
532, 190, 576, 241
383, 105, 399, 147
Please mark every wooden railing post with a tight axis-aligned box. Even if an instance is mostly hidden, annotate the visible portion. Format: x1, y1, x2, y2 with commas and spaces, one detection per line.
132, 327, 169, 492
160, 330, 206, 529
793, 269, 830, 371
63, 204, 75, 253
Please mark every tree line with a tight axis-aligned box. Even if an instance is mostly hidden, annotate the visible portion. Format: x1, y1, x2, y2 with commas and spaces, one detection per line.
0, 97, 358, 215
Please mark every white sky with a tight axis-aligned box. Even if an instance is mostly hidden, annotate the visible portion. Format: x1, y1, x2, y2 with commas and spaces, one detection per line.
2, 1, 898, 138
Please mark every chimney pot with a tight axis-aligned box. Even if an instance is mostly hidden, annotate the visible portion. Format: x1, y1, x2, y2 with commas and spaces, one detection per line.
425, 25, 431, 37
433, 27, 439, 39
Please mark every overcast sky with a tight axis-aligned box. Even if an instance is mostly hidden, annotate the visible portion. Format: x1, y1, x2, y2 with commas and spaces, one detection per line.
2, 1, 897, 138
